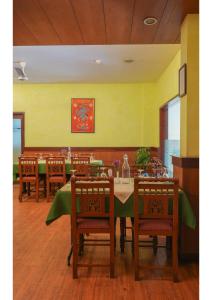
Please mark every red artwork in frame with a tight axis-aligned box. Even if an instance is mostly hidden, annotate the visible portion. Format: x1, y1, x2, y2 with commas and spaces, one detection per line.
71, 98, 95, 133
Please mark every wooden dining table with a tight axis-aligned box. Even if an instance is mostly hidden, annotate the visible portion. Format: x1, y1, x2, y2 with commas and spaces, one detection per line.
46, 179, 196, 229
45, 178, 196, 264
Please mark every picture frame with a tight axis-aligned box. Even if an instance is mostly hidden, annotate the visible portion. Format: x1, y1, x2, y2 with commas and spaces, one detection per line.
179, 64, 187, 97
71, 98, 95, 133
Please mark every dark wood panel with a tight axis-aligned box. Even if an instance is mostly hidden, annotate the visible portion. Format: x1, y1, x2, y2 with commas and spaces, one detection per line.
13, 13, 39, 45
71, 0, 106, 44
103, 0, 135, 44
23, 146, 159, 165
131, 0, 167, 43
154, 0, 182, 43
14, 0, 61, 45
173, 157, 199, 259
154, 0, 199, 43
38, 0, 83, 44
172, 156, 199, 168
13, 0, 199, 45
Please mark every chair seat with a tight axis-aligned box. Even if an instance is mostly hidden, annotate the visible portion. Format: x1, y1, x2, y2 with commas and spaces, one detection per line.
22, 176, 37, 182
139, 219, 172, 232
77, 218, 110, 230
49, 176, 65, 183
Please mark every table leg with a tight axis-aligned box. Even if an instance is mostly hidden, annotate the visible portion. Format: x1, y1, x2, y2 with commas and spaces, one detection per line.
120, 217, 126, 253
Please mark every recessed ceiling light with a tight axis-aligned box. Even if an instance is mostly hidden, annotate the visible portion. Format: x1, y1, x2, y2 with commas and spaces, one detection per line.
123, 59, 134, 63
143, 17, 158, 26
95, 59, 101, 64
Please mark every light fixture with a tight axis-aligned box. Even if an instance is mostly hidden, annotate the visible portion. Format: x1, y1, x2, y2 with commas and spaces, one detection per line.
95, 59, 101, 64
14, 61, 28, 81
123, 59, 134, 63
143, 17, 158, 26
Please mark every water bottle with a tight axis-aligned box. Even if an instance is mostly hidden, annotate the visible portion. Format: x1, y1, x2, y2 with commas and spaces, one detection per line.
122, 154, 130, 182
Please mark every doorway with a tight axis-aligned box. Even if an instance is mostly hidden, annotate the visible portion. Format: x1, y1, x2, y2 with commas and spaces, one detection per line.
13, 112, 25, 162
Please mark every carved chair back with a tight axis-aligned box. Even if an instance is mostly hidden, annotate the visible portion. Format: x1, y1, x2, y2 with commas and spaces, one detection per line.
18, 157, 38, 178
46, 156, 66, 178
71, 156, 90, 176
71, 177, 114, 221
134, 178, 179, 228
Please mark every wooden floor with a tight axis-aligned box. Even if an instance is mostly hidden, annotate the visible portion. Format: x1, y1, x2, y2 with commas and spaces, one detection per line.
14, 184, 199, 300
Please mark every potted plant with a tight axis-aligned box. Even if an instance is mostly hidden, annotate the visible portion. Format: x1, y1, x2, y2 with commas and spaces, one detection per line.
135, 147, 150, 168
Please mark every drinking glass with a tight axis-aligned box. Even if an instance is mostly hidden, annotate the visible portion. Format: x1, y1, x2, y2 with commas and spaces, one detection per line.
138, 169, 143, 177
70, 169, 76, 178
162, 167, 169, 178
100, 167, 107, 178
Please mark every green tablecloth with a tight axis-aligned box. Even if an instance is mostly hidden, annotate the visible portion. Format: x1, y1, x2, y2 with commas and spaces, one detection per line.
13, 159, 103, 181
45, 182, 196, 229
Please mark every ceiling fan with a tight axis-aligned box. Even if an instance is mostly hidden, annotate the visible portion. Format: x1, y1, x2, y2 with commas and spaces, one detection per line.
14, 61, 28, 81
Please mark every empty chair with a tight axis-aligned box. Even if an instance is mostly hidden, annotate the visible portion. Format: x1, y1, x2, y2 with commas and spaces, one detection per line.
133, 177, 179, 281
18, 156, 39, 202
46, 156, 66, 202
71, 177, 115, 278
71, 156, 90, 176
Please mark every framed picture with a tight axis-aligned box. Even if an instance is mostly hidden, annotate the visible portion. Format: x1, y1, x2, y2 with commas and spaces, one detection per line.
71, 98, 95, 133
179, 64, 187, 97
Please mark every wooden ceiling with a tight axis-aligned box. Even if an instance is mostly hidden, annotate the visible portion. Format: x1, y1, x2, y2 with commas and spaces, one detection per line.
13, 0, 199, 46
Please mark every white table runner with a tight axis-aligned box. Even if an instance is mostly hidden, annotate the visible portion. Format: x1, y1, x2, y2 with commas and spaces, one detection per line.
114, 178, 134, 204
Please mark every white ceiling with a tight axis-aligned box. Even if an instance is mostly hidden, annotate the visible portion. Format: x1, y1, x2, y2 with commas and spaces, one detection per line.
13, 44, 180, 83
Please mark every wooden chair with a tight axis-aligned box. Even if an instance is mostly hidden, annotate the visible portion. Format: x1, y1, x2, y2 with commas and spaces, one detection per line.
46, 156, 66, 202
18, 156, 39, 202
120, 165, 157, 254
71, 177, 115, 278
71, 156, 90, 176
133, 177, 179, 281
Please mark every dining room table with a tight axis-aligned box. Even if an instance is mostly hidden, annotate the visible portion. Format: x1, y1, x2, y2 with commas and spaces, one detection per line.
46, 177, 196, 261
46, 178, 196, 229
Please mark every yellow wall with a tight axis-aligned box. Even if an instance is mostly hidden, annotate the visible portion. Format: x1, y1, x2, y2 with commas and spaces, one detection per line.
14, 25, 199, 151
14, 83, 157, 147
180, 14, 199, 156
13, 51, 181, 148
144, 51, 181, 147
155, 51, 181, 107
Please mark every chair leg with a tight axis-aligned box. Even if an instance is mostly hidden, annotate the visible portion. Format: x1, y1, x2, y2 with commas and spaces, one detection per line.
114, 218, 117, 253
47, 181, 50, 202
79, 234, 84, 256
72, 233, 78, 279
131, 227, 134, 257
120, 217, 126, 253
153, 236, 158, 255
110, 231, 115, 278
19, 182, 23, 202
172, 235, 179, 282
131, 218, 134, 256
134, 230, 139, 281
36, 179, 39, 202
67, 246, 73, 266
68, 219, 73, 266
27, 182, 30, 196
